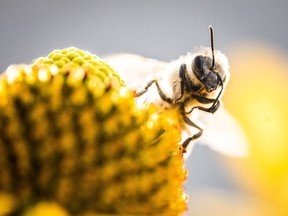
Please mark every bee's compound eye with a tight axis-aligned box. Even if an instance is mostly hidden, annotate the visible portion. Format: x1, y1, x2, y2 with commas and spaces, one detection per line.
193, 55, 204, 72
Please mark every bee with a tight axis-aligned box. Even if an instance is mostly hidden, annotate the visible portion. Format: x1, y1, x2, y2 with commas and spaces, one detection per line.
105, 26, 248, 157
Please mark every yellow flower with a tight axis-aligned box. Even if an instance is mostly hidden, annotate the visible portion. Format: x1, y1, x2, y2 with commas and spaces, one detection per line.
22, 202, 69, 216
0, 48, 187, 215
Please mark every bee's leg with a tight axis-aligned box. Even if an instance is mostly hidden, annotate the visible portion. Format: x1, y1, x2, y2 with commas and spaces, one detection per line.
135, 80, 174, 104
181, 96, 220, 152
199, 99, 220, 113
187, 97, 220, 115
187, 76, 223, 114
181, 114, 203, 152
181, 74, 224, 152
134, 80, 154, 97
136, 64, 187, 104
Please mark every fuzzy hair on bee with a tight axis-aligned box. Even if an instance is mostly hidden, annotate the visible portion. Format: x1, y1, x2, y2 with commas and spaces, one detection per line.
105, 26, 248, 157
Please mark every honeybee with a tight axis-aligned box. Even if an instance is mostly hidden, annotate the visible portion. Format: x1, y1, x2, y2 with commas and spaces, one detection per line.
105, 26, 248, 157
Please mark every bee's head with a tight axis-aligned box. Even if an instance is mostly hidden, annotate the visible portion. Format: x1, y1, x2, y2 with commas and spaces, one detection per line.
191, 27, 229, 93
192, 54, 227, 93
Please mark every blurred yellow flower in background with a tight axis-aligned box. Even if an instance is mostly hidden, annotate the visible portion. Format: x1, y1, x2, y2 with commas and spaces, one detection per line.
223, 42, 288, 215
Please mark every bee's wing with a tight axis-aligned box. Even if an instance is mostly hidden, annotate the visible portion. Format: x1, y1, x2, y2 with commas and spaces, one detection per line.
104, 53, 168, 89
196, 105, 249, 157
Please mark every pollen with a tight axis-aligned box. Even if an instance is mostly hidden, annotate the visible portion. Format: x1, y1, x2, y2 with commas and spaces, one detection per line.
0, 47, 187, 215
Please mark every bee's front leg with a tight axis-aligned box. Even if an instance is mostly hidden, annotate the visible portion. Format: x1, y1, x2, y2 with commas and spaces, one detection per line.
186, 98, 220, 115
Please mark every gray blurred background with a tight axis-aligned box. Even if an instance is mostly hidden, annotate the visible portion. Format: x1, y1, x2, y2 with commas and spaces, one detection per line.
1, 0, 287, 215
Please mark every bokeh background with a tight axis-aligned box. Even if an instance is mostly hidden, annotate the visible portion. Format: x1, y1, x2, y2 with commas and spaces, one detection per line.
1, 1, 288, 215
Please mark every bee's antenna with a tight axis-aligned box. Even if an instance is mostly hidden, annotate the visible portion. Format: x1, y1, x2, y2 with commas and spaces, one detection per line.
209, 26, 215, 69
